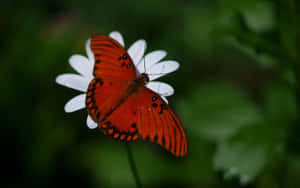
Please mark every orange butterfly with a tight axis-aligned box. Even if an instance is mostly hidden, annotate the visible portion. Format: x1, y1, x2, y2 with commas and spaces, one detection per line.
57, 32, 187, 157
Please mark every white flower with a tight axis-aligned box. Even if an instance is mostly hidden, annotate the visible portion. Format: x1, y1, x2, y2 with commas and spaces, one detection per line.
56, 31, 179, 129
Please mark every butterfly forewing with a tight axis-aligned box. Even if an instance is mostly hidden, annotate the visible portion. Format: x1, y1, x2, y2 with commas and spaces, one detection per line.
90, 35, 137, 81
135, 87, 187, 157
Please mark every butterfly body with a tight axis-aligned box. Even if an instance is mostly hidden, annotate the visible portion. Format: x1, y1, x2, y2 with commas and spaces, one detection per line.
86, 35, 187, 156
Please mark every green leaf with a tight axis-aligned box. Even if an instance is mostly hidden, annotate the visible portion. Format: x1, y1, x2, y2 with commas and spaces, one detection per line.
178, 82, 262, 142
217, 0, 274, 33
241, 1, 275, 33
227, 37, 279, 69
214, 142, 266, 184
212, 82, 294, 185
214, 120, 284, 184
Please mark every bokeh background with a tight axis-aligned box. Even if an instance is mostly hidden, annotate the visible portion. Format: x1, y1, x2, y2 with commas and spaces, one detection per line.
2, 0, 300, 187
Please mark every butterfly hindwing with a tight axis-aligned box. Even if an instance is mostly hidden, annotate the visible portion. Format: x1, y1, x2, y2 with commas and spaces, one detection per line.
90, 35, 137, 81
100, 89, 140, 142
86, 78, 130, 125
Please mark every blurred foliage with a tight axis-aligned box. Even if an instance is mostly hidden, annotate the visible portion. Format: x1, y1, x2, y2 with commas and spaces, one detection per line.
1, 0, 300, 187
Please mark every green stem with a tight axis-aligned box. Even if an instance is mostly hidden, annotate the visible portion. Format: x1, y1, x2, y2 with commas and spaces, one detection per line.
126, 144, 142, 188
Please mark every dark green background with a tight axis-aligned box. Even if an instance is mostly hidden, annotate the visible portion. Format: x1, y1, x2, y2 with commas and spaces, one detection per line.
2, 0, 300, 187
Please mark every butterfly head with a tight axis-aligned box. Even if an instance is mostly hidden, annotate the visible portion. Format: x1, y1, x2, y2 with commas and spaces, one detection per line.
133, 73, 149, 86
140, 73, 149, 84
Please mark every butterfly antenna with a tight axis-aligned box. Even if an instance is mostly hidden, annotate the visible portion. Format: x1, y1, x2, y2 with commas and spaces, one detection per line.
146, 72, 165, 76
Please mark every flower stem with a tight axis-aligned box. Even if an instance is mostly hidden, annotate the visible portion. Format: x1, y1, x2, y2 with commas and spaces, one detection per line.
126, 143, 142, 188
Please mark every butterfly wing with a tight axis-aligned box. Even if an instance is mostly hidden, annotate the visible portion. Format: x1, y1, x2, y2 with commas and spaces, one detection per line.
134, 87, 188, 157
89, 83, 188, 157
86, 78, 131, 123
86, 35, 137, 125
90, 35, 137, 81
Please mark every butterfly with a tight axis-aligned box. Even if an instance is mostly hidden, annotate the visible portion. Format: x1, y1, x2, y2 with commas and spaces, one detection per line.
56, 32, 187, 157
85, 35, 188, 157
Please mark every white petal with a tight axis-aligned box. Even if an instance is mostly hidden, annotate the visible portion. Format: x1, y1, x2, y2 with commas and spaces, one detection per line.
146, 81, 174, 97
56, 74, 90, 92
109, 31, 125, 47
64, 94, 86, 113
69, 55, 93, 78
87, 115, 98, 129
85, 39, 95, 68
161, 96, 169, 104
137, 50, 167, 73
128, 40, 146, 65
147, 61, 180, 80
